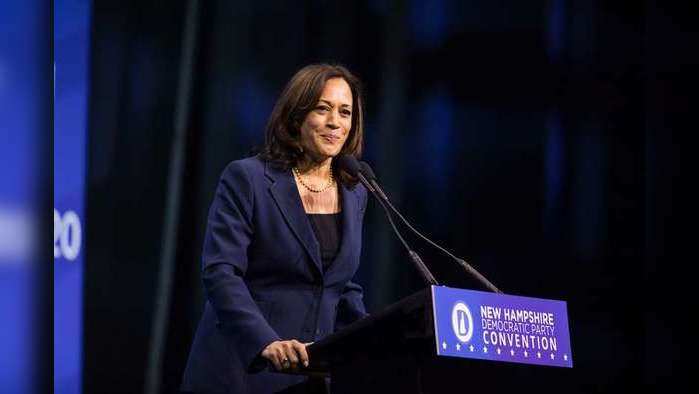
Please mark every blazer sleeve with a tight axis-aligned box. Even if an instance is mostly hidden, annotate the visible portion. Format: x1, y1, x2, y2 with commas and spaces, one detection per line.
201, 161, 280, 371
335, 280, 368, 332
335, 186, 369, 331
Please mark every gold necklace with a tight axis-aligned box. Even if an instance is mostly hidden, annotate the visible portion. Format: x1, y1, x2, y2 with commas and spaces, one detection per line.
293, 166, 335, 193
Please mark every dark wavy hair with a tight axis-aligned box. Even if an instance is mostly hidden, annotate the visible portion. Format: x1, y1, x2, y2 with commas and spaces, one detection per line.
259, 63, 365, 186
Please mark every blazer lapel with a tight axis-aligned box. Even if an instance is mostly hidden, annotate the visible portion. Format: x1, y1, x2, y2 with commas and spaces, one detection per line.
328, 183, 358, 272
266, 163, 323, 275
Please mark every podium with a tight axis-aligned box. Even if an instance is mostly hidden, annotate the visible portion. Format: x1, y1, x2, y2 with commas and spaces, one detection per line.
303, 286, 573, 394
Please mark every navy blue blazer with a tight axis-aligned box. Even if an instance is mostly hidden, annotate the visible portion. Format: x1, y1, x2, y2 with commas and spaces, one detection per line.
182, 156, 368, 394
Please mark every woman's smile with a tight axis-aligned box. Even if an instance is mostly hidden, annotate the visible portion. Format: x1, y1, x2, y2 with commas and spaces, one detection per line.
320, 133, 341, 144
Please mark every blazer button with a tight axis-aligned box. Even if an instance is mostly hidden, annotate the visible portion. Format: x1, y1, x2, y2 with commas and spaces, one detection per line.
315, 329, 321, 335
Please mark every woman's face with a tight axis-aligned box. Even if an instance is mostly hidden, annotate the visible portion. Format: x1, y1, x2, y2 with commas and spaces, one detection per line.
298, 77, 353, 162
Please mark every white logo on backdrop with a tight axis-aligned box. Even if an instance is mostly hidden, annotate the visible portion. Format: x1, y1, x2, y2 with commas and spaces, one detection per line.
54, 209, 82, 261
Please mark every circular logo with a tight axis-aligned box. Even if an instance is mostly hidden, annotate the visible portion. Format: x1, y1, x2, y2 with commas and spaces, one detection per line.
451, 302, 474, 343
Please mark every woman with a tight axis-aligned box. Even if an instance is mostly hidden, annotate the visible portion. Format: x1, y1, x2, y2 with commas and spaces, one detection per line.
181, 64, 369, 394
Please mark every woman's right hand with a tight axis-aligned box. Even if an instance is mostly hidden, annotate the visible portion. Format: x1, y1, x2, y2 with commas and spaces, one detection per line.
261, 340, 309, 371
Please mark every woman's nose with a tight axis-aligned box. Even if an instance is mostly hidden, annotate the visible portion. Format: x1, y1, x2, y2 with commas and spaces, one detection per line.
326, 110, 339, 129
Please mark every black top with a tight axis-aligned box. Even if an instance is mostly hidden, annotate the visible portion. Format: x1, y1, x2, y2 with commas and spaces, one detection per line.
307, 212, 342, 271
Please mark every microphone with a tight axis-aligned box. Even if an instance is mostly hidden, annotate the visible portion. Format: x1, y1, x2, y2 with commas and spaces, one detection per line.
335, 155, 374, 193
359, 161, 502, 294
336, 155, 438, 286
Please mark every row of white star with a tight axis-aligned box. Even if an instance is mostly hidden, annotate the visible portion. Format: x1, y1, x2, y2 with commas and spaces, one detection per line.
441, 341, 569, 361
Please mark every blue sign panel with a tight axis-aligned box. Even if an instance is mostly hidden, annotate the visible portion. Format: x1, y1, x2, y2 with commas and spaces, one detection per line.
431, 286, 573, 368
55, 0, 90, 393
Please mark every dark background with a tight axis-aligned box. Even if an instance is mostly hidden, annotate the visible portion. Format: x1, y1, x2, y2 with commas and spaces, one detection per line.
83, 1, 692, 393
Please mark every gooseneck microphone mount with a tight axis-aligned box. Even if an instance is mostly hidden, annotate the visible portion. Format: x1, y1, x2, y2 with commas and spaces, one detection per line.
336, 155, 438, 286
358, 160, 502, 294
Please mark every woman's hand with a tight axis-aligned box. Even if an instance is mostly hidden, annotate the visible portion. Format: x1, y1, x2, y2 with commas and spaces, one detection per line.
261, 340, 309, 371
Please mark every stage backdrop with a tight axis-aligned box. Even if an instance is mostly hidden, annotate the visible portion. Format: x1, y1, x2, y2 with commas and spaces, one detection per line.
55, 0, 90, 393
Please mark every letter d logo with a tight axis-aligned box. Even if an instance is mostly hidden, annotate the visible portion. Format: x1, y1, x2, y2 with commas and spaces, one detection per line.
451, 302, 473, 343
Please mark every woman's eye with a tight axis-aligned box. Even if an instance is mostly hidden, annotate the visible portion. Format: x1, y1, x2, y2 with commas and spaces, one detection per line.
317, 106, 329, 112
342, 111, 352, 116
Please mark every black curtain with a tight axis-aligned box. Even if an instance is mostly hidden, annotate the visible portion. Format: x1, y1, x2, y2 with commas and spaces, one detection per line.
84, 1, 692, 393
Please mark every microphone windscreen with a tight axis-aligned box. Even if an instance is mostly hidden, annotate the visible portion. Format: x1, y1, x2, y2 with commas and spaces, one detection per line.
359, 161, 377, 181
335, 154, 361, 177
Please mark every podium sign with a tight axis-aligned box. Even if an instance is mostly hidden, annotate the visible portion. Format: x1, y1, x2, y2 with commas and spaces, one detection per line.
431, 286, 573, 368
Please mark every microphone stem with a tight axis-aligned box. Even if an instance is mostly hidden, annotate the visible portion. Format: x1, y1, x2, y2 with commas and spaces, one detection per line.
369, 179, 502, 294
357, 173, 438, 286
